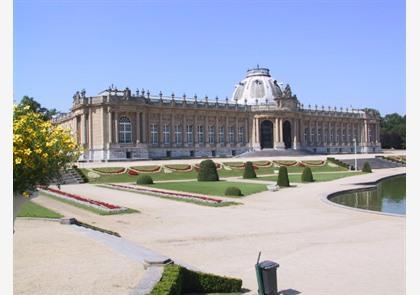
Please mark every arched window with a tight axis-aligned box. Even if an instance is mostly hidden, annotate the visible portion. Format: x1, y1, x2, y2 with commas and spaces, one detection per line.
119, 116, 132, 144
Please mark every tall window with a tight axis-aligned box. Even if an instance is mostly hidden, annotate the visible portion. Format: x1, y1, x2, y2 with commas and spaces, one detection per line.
238, 127, 244, 143
198, 125, 204, 144
209, 126, 215, 144
304, 127, 309, 144
324, 128, 328, 143
343, 129, 346, 143
317, 128, 322, 143
175, 125, 182, 145
310, 127, 315, 144
337, 129, 341, 143
163, 124, 170, 144
354, 128, 358, 141
187, 125, 193, 144
118, 116, 132, 143
368, 126, 372, 142
219, 126, 225, 144
229, 126, 235, 143
151, 124, 158, 145
349, 128, 353, 142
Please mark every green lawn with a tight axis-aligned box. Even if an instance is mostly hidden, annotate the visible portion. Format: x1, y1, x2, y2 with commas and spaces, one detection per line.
82, 163, 347, 184
257, 171, 364, 183
17, 200, 63, 219
142, 180, 267, 197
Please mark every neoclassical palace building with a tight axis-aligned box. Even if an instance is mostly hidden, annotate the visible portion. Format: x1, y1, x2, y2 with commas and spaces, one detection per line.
54, 67, 381, 161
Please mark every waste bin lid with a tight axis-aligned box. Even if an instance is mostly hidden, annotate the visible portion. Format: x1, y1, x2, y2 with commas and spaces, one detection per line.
259, 260, 279, 269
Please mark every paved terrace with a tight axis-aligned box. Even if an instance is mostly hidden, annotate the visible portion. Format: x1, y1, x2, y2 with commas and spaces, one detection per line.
20, 167, 405, 295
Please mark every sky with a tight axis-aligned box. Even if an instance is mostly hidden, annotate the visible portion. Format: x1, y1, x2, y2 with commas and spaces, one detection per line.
14, 0, 405, 115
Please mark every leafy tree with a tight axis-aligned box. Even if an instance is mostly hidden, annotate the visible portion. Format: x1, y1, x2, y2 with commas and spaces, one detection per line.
197, 160, 219, 181
16, 96, 58, 121
380, 113, 405, 149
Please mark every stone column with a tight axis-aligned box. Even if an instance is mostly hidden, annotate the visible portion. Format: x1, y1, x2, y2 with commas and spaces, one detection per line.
107, 108, 112, 145
114, 111, 119, 144
300, 119, 305, 146
194, 114, 198, 146
279, 118, 283, 146
141, 112, 147, 143
364, 120, 368, 144
274, 118, 279, 143
376, 123, 380, 144
171, 113, 175, 146
293, 118, 298, 149
81, 112, 86, 145
315, 120, 319, 146
159, 113, 163, 146
136, 112, 140, 144
225, 116, 229, 146
236, 117, 239, 145
204, 115, 208, 145
245, 117, 250, 145
215, 115, 219, 145
255, 117, 259, 145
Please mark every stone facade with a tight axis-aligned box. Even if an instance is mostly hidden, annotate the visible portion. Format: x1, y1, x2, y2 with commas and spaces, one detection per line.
54, 68, 381, 161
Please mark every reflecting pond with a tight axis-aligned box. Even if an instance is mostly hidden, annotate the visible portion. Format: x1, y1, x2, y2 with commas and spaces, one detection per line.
329, 175, 406, 215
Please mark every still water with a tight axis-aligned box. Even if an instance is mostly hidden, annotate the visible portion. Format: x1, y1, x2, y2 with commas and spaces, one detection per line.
330, 175, 406, 215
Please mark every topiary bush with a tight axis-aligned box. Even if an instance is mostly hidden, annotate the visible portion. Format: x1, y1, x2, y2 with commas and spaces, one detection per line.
224, 186, 243, 197
136, 175, 154, 185
362, 161, 372, 173
197, 159, 219, 181
277, 166, 290, 187
243, 161, 257, 179
301, 167, 314, 182
150, 264, 242, 295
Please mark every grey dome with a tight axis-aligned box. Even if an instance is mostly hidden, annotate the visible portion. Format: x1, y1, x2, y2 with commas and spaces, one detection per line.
232, 67, 283, 105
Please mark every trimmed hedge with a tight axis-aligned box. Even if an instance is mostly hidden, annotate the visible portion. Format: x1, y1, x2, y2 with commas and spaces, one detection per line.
150, 264, 242, 295
197, 160, 219, 181
277, 166, 290, 187
301, 167, 314, 182
136, 175, 154, 185
362, 161, 372, 173
224, 187, 243, 197
243, 161, 257, 179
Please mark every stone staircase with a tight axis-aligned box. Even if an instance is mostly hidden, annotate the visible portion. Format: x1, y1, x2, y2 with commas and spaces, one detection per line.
237, 149, 314, 158
56, 167, 86, 184
340, 157, 405, 170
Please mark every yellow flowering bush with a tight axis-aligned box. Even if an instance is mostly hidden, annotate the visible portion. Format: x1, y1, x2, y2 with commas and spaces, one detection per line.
13, 106, 81, 194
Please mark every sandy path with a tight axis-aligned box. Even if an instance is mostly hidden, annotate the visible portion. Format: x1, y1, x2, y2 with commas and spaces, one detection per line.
21, 168, 405, 294
14, 219, 145, 295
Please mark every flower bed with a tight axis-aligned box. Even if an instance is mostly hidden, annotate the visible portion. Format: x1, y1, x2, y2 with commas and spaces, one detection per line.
164, 164, 193, 172
106, 183, 223, 204
301, 160, 325, 167
130, 165, 162, 173
252, 160, 272, 168
273, 160, 297, 167
92, 167, 126, 174
127, 169, 139, 176
39, 187, 128, 213
223, 162, 245, 169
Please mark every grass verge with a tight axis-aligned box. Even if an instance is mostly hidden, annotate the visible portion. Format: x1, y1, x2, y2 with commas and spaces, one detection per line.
257, 172, 365, 183
17, 200, 63, 219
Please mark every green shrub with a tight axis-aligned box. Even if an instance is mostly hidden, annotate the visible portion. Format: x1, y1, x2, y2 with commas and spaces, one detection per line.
301, 167, 314, 182
182, 267, 242, 294
224, 187, 243, 197
149, 264, 183, 295
243, 161, 257, 179
197, 159, 219, 181
150, 264, 242, 295
277, 166, 290, 187
136, 175, 154, 185
362, 161, 372, 173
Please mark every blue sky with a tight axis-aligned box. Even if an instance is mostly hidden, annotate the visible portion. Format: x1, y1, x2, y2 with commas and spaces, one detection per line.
14, 0, 405, 115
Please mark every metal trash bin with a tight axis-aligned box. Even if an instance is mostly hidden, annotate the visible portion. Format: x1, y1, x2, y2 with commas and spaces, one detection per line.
259, 260, 279, 295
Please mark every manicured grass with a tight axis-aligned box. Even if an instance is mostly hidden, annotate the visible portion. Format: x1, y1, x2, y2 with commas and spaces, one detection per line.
81, 162, 348, 183
17, 200, 63, 219
40, 192, 138, 215
257, 172, 365, 183
143, 180, 267, 197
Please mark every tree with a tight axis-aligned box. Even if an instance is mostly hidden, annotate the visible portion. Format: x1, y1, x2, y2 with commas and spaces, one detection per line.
17, 96, 58, 121
277, 166, 290, 187
197, 160, 219, 181
380, 113, 405, 149
243, 162, 257, 179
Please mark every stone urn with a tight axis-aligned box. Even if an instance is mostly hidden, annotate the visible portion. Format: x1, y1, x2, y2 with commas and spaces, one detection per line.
13, 191, 39, 224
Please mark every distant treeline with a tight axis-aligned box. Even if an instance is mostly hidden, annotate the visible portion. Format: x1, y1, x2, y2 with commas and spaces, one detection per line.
380, 113, 405, 149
